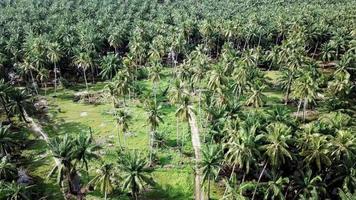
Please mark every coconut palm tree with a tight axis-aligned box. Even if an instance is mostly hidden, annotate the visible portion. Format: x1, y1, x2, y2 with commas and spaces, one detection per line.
0, 156, 17, 181
74, 130, 101, 172
73, 51, 93, 90
47, 134, 76, 194
100, 52, 120, 80
118, 151, 155, 200
89, 163, 115, 200
262, 173, 289, 200
148, 64, 162, 104
47, 42, 62, 95
330, 130, 356, 162
0, 125, 18, 157
299, 133, 331, 171
222, 176, 255, 200
259, 122, 293, 169
8, 89, 33, 123
114, 109, 132, 147
200, 145, 222, 200
224, 122, 260, 179
294, 170, 326, 199
144, 100, 163, 165
245, 85, 266, 108
0, 181, 32, 200
291, 70, 318, 120
0, 79, 13, 122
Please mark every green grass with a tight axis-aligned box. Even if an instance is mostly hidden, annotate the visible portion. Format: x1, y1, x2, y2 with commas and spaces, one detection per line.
23, 69, 210, 200
21, 68, 286, 199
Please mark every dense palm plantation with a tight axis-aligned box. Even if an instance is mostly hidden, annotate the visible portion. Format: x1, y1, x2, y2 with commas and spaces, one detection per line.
0, 0, 356, 199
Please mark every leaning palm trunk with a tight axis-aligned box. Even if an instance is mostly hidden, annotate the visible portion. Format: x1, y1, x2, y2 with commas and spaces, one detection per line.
187, 109, 204, 200
23, 110, 60, 166
54, 63, 57, 95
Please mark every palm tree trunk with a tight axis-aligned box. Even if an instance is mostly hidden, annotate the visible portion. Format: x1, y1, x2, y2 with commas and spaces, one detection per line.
296, 99, 302, 118
54, 63, 57, 95
284, 79, 292, 105
187, 109, 204, 200
207, 177, 211, 200
30, 70, 38, 95
176, 118, 179, 149
83, 69, 88, 91
252, 162, 267, 200
303, 98, 308, 121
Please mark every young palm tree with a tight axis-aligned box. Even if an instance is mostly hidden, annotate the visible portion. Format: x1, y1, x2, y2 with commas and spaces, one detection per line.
330, 130, 356, 162
0, 125, 18, 157
175, 95, 195, 152
222, 176, 255, 200
259, 122, 293, 169
294, 170, 326, 199
100, 52, 120, 80
47, 42, 62, 95
89, 163, 115, 200
0, 156, 17, 181
47, 134, 76, 194
118, 151, 155, 200
0, 79, 13, 122
200, 145, 222, 200
0, 181, 32, 200
8, 89, 33, 123
74, 130, 101, 172
299, 133, 331, 171
245, 85, 267, 108
262, 173, 289, 200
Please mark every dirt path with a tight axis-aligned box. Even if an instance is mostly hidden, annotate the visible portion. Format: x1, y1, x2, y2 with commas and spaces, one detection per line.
188, 109, 204, 200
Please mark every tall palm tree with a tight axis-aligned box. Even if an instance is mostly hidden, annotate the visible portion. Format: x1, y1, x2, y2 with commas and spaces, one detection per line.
47, 42, 62, 95
89, 163, 115, 200
118, 151, 155, 200
144, 100, 163, 165
148, 64, 162, 104
175, 94, 204, 199
73, 51, 93, 90
224, 122, 260, 179
200, 145, 222, 200
114, 109, 132, 147
291, 70, 318, 120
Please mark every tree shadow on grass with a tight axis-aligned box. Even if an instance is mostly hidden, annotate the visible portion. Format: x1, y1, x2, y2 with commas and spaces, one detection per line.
143, 184, 193, 200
